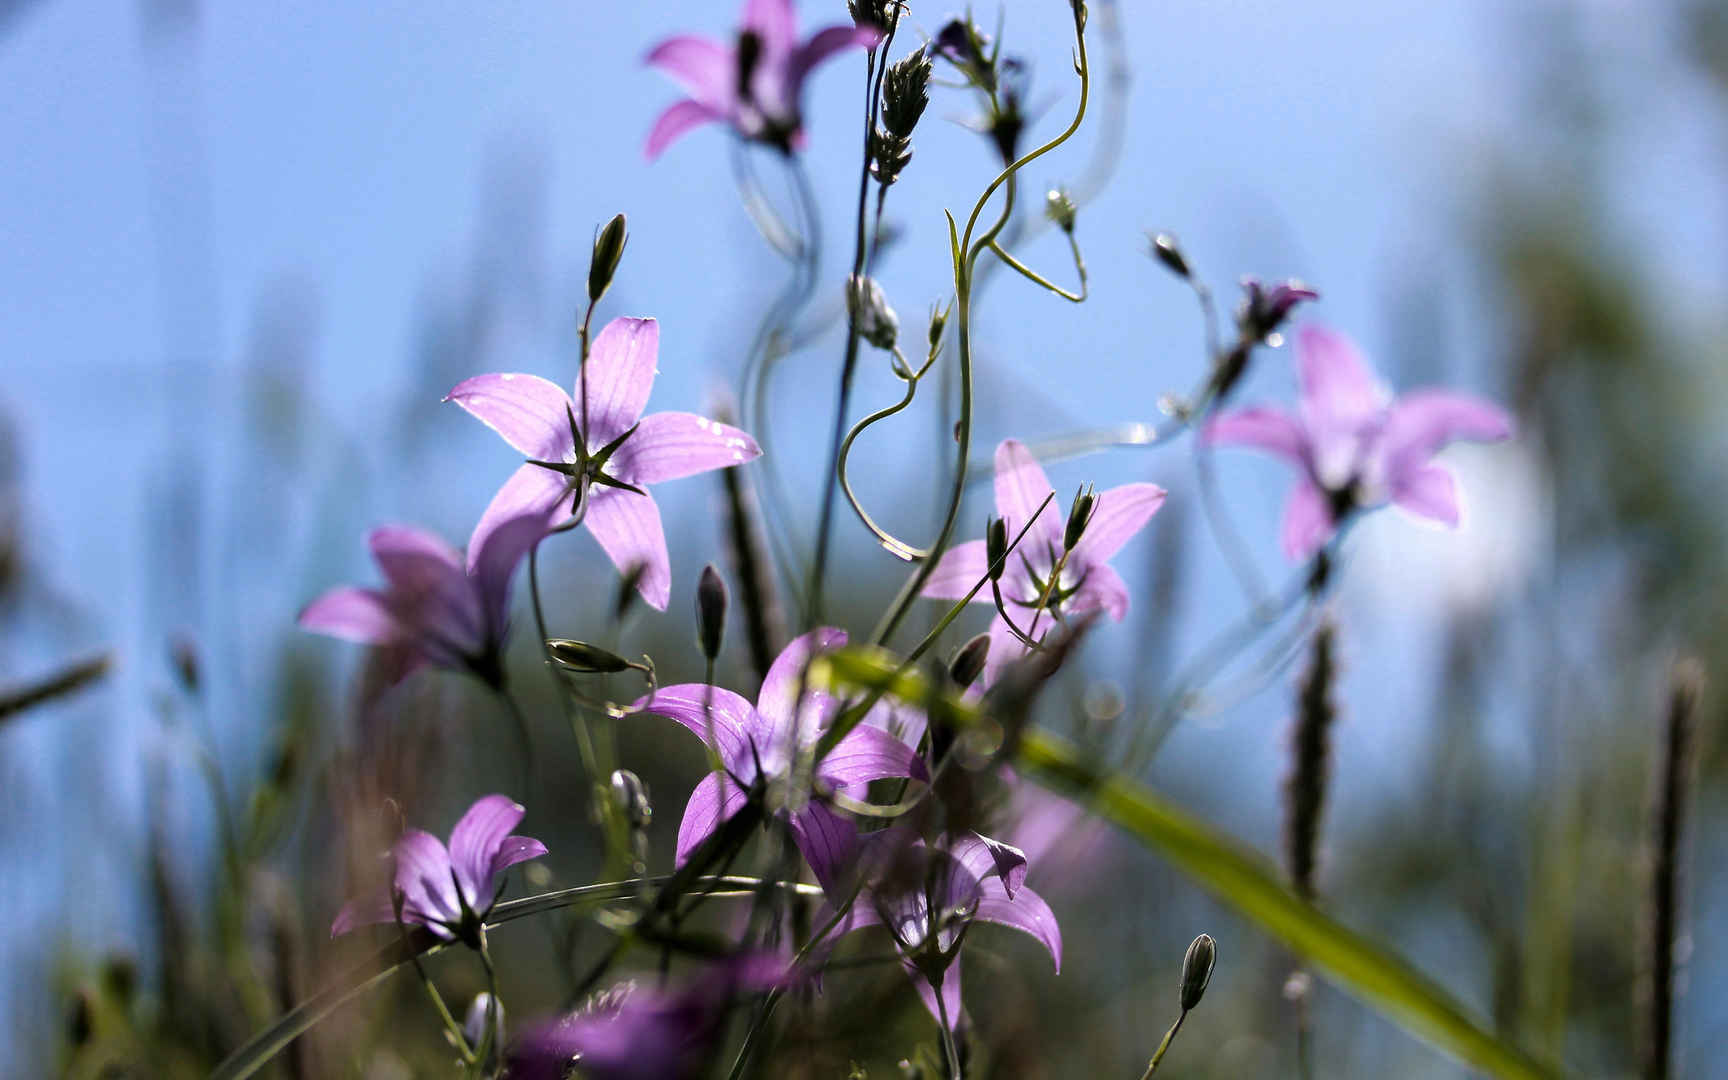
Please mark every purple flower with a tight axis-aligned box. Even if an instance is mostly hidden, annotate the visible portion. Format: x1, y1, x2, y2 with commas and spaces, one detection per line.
509, 955, 786, 1080
643, 0, 881, 159
298, 513, 547, 688
922, 439, 1167, 685
447, 316, 761, 611
817, 830, 1061, 1034
331, 794, 547, 943
1238, 276, 1319, 341
628, 628, 925, 892
1204, 324, 1516, 560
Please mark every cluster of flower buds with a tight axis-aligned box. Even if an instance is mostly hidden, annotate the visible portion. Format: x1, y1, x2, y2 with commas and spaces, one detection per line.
872, 47, 932, 186
847, 0, 896, 35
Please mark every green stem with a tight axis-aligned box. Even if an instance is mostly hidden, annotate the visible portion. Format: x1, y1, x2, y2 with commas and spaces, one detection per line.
1141, 1010, 1187, 1077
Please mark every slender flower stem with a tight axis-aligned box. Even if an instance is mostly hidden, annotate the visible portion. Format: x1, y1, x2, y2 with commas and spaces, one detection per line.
1141, 1010, 1188, 1077
934, 975, 964, 1078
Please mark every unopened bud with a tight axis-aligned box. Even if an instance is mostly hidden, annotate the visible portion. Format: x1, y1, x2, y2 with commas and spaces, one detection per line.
696, 563, 728, 661
614, 562, 648, 623
1063, 485, 1096, 551
610, 769, 652, 830
848, 0, 893, 34
948, 632, 992, 689
1239, 276, 1319, 341
1150, 232, 1190, 279
1180, 933, 1216, 1011
1045, 188, 1077, 234
986, 517, 1008, 581
463, 991, 503, 1049
927, 303, 950, 352
547, 639, 632, 674
588, 213, 628, 305
881, 49, 933, 139
846, 274, 899, 350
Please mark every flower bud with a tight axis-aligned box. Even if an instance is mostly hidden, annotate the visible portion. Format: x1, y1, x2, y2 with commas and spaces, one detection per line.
1180, 933, 1216, 1011
610, 768, 652, 830
588, 213, 628, 305
927, 303, 949, 352
848, 0, 893, 34
986, 517, 1008, 581
948, 632, 991, 689
463, 991, 503, 1050
846, 274, 899, 350
1149, 232, 1190, 279
1045, 188, 1077, 234
696, 563, 728, 662
1063, 485, 1096, 552
547, 639, 632, 674
881, 49, 933, 139
1238, 276, 1319, 342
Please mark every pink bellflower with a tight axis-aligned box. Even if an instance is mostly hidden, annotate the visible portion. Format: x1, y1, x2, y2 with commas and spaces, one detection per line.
1204, 324, 1515, 560
447, 316, 761, 611
644, 0, 881, 159
331, 794, 547, 945
816, 829, 1061, 1035
628, 628, 925, 893
922, 439, 1166, 685
298, 513, 547, 689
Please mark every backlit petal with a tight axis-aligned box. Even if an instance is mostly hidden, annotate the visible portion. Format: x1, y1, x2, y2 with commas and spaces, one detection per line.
676, 772, 752, 867
445, 372, 574, 461
993, 439, 1062, 551
645, 34, 734, 107
644, 98, 724, 161
974, 878, 1062, 972
608, 411, 761, 486
1071, 482, 1165, 565
585, 488, 671, 610
757, 627, 848, 736
920, 539, 989, 601
1392, 463, 1460, 527
1379, 389, 1513, 489
448, 795, 526, 910
466, 463, 568, 574
1280, 478, 1334, 561
1203, 406, 1307, 465
299, 586, 399, 645
576, 317, 660, 445
628, 683, 762, 769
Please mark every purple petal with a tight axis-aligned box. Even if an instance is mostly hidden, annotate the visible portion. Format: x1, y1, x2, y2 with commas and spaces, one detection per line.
676, 772, 752, 867
949, 832, 1028, 897
330, 890, 396, 937
644, 98, 724, 161
743, 0, 797, 55
974, 878, 1062, 973
584, 488, 671, 610
575, 317, 660, 445
819, 724, 927, 791
993, 439, 1062, 551
1067, 561, 1130, 621
912, 965, 965, 1035
1203, 406, 1307, 465
391, 829, 460, 933
368, 526, 484, 654
981, 612, 1034, 687
1392, 463, 1460, 526
448, 795, 527, 910
369, 524, 465, 582
757, 627, 848, 735
1295, 324, 1389, 429
1071, 481, 1165, 565
466, 463, 568, 574
1280, 478, 1334, 561
488, 835, 550, 882
790, 25, 880, 86
467, 511, 548, 643
299, 586, 399, 645
628, 683, 763, 770
445, 372, 575, 461
1379, 389, 1513, 488
788, 801, 860, 896
919, 539, 989, 601
644, 34, 734, 107
608, 411, 761, 486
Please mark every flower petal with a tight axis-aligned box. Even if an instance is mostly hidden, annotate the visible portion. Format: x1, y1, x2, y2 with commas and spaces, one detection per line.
1295, 324, 1389, 430
368, 526, 484, 655
981, 612, 1034, 688
912, 964, 966, 1035
466, 463, 568, 574
974, 878, 1062, 972
575, 316, 660, 445
788, 801, 860, 896
791, 25, 880, 86
448, 795, 527, 910
330, 890, 396, 937
644, 34, 734, 107
445, 372, 575, 461
628, 683, 763, 769
609, 411, 761, 486
1203, 406, 1307, 465
819, 723, 927, 791
1392, 463, 1460, 527
950, 832, 1028, 898
920, 539, 989, 601
1280, 478, 1334, 561
299, 586, 399, 645
1379, 389, 1513, 488
993, 439, 1062, 551
676, 771, 752, 867
743, 0, 797, 55
487, 835, 549, 882
391, 828, 460, 932
757, 627, 848, 736
1067, 561, 1130, 621
644, 97, 725, 161
468, 511, 548, 644
1072, 481, 1165, 565
584, 488, 671, 610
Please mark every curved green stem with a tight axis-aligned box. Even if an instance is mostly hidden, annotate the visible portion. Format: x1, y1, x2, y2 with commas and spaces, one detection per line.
987, 230, 1088, 302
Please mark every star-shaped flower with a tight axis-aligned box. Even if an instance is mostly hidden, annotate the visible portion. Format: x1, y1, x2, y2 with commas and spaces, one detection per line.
644, 0, 880, 159
298, 513, 546, 688
331, 794, 548, 944
922, 439, 1167, 685
1204, 324, 1515, 560
448, 316, 761, 611
628, 628, 925, 893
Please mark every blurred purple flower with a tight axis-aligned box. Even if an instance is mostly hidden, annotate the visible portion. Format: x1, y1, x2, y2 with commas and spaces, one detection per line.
298, 513, 547, 688
1239, 276, 1319, 341
509, 955, 786, 1080
643, 0, 880, 159
817, 829, 1061, 1034
922, 439, 1166, 685
1204, 324, 1515, 560
331, 794, 547, 943
628, 628, 925, 892
447, 316, 761, 611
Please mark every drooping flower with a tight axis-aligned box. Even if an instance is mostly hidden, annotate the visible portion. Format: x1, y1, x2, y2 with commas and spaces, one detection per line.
643, 0, 881, 159
331, 794, 547, 943
628, 628, 925, 892
1203, 324, 1515, 560
922, 439, 1167, 685
298, 512, 547, 688
816, 829, 1061, 1035
448, 316, 761, 611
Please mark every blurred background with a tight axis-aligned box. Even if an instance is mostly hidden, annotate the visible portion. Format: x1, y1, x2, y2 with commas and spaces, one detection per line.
3, 0, 1725, 1075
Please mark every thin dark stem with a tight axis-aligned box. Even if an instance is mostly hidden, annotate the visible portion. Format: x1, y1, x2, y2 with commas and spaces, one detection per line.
1644, 660, 1703, 1080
